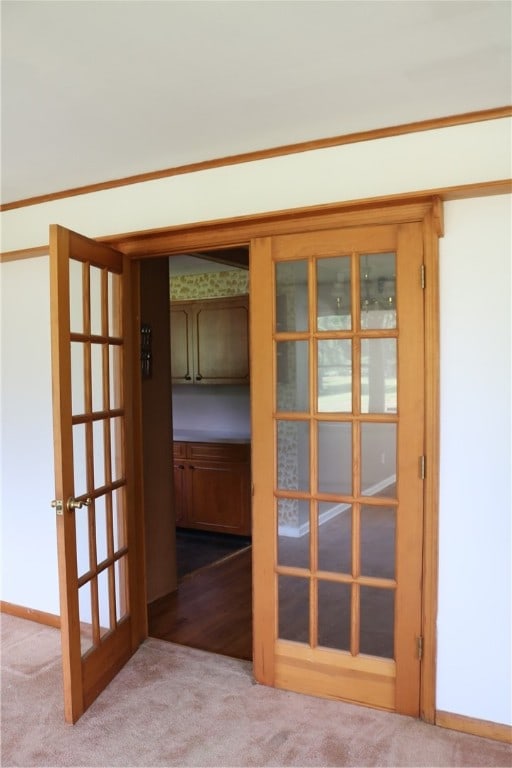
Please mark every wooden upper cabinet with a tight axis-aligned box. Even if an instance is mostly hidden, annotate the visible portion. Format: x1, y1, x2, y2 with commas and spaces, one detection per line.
170, 295, 249, 385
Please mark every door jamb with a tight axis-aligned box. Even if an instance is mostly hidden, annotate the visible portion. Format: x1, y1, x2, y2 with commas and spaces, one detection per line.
126, 197, 440, 723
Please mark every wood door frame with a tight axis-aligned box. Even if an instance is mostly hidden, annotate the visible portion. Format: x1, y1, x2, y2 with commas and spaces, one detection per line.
125, 196, 440, 723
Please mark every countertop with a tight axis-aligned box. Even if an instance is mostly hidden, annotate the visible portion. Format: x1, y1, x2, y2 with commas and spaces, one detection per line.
173, 429, 251, 444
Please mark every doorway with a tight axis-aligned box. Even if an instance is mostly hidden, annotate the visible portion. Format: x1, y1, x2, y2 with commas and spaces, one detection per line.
141, 248, 254, 661
49, 199, 438, 723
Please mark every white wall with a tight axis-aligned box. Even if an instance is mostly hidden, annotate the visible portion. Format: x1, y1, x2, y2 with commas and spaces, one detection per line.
1, 119, 511, 725
0, 255, 59, 614
437, 195, 512, 725
1, 118, 510, 253
172, 385, 251, 439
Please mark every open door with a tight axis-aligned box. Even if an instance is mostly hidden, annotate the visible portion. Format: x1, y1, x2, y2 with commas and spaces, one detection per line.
50, 225, 145, 723
251, 219, 426, 714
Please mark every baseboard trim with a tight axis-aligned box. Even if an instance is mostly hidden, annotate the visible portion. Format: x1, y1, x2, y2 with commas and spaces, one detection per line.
436, 710, 512, 744
0, 600, 61, 629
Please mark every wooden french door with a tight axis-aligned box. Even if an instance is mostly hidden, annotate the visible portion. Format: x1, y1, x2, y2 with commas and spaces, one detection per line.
49, 225, 144, 723
251, 221, 425, 714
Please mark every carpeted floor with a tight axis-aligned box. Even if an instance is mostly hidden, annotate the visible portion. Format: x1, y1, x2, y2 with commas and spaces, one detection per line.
1, 613, 510, 767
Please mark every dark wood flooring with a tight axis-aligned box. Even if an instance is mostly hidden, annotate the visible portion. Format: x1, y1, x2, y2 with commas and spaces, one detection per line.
175, 528, 251, 580
148, 546, 253, 661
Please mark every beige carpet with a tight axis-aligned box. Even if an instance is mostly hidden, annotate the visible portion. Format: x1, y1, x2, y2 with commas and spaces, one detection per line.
1, 614, 510, 768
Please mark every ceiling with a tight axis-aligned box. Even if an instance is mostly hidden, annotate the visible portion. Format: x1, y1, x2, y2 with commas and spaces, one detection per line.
1, 0, 510, 206
169, 247, 249, 275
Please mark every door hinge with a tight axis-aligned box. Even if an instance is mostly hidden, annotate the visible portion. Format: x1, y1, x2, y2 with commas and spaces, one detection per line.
417, 635, 424, 661
419, 455, 426, 480
251, 483, 255, 496
421, 264, 426, 289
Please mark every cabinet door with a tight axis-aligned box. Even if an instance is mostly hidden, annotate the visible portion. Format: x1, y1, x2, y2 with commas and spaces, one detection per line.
173, 462, 188, 525
186, 461, 251, 535
194, 298, 249, 384
170, 306, 193, 383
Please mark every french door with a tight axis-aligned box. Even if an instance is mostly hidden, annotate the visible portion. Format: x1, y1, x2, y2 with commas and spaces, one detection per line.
251, 221, 425, 714
50, 225, 145, 723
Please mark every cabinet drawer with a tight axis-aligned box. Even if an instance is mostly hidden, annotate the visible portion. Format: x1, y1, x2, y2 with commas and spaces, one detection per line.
188, 442, 250, 463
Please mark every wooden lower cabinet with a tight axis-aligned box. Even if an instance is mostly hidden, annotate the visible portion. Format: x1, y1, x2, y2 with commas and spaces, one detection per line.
173, 441, 251, 536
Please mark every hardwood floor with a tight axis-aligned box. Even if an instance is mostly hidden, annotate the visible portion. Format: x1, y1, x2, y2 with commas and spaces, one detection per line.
175, 529, 251, 580
148, 547, 253, 661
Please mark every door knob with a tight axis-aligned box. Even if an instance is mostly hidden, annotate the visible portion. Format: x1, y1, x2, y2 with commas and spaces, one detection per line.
51, 497, 92, 515
67, 497, 92, 512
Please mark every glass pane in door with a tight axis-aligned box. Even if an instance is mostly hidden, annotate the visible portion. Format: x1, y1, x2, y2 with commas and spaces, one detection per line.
277, 341, 309, 412
361, 338, 397, 414
360, 587, 394, 659
318, 502, 352, 574
361, 422, 396, 497
277, 421, 310, 492
317, 581, 351, 651
360, 253, 396, 329
318, 422, 352, 495
360, 505, 396, 579
317, 339, 352, 413
317, 256, 351, 330
276, 261, 308, 332
278, 499, 310, 568
278, 575, 309, 643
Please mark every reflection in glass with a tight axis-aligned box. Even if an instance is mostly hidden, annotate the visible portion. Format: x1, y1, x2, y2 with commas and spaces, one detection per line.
78, 582, 93, 655
109, 344, 122, 410
318, 581, 351, 651
317, 256, 351, 331
278, 575, 309, 644
275, 261, 308, 332
90, 266, 103, 336
73, 424, 87, 498
318, 503, 352, 574
95, 494, 108, 565
361, 338, 397, 414
318, 422, 351, 495
115, 555, 129, 622
69, 259, 83, 334
75, 504, 90, 578
361, 423, 396, 496
91, 343, 104, 413
278, 499, 310, 569
110, 417, 124, 483
97, 568, 112, 637
317, 339, 352, 413
71, 342, 85, 415
108, 272, 121, 338
360, 505, 396, 579
277, 341, 309, 412
360, 586, 395, 659
360, 253, 396, 330
277, 420, 310, 492
113, 488, 126, 552
93, 420, 106, 489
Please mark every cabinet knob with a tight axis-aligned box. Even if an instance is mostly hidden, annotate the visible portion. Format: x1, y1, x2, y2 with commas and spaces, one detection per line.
195, 374, 203, 381
185, 374, 192, 381
177, 464, 185, 470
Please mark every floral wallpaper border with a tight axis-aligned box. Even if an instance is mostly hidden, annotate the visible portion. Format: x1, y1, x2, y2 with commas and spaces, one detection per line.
170, 270, 249, 300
